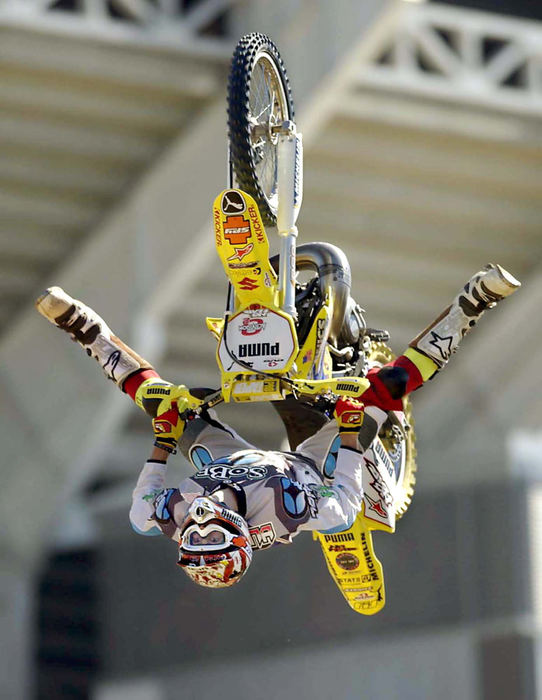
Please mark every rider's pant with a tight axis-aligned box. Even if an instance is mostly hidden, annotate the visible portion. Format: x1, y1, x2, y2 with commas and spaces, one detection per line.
359, 348, 438, 412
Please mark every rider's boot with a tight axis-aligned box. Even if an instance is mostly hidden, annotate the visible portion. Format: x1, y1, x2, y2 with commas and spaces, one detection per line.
408, 263, 520, 373
35, 286, 154, 390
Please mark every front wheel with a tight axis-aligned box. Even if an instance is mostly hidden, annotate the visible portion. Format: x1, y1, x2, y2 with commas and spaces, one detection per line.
227, 33, 295, 227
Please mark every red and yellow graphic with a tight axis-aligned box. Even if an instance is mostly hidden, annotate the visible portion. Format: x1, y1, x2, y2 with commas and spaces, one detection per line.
227, 243, 254, 261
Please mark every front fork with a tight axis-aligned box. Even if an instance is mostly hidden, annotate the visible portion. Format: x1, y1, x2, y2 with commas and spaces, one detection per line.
226, 120, 303, 321
276, 121, 303, 320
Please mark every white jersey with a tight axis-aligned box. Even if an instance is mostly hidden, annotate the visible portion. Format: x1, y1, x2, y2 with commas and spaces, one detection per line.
130, 415, 364, 551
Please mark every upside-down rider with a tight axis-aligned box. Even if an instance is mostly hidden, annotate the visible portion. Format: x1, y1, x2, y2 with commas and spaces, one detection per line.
36, 264, 519, 588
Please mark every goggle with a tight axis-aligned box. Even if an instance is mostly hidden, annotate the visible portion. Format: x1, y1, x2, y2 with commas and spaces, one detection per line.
181, 522, 247, 553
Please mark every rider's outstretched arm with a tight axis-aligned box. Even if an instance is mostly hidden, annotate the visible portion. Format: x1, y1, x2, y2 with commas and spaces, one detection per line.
129, 445, 170, 536
359, 264, 520, 412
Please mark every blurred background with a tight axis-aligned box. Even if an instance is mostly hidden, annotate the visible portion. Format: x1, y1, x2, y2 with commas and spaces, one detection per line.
1, 0, 541, 698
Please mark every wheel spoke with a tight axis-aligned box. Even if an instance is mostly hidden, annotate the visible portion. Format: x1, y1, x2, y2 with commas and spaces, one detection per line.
246, 52, 289, 204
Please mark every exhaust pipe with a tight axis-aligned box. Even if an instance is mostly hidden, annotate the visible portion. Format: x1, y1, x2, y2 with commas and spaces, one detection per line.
271, 242, 351, 344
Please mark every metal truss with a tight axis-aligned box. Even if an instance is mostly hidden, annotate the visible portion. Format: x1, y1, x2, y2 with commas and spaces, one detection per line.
0, 0, 239, 52
357, 1, 542, 117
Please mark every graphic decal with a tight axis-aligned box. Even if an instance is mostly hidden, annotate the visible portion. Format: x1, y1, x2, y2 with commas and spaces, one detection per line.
103, 349, 121, 380
223, 215, 251, 246
340, 411, 363, 426
302, 349, 313, 364
323, 435, 341, 480
193, 453, 270, 482
189, 445, 213, 469
336, 552, 360, 571
309, 484, 337, 499
279, 477, 318, 519
364, 458, 393, 507
312, 316, 329, 379
428, 331, 454, 361
249, 522, 276, 550
238, 277, 259, 291
227, 243, 254, 261
323, 532, 355, 543
221, 190, 246, 214
372, 439, 395, 479
237, 305, 269, 336
365, 493, 388, 518
239, 317, 265, 335
152, 488, 177, 524
228, 261, 258, 270
247, 204, 265, 243
360, 532, 380, 581
238, 342, 280, 358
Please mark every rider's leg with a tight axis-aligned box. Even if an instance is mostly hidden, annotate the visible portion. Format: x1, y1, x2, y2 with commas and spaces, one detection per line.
35, 286, 172, 416
360, 263, 521, 411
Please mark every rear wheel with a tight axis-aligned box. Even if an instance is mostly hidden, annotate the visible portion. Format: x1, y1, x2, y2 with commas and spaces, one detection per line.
367, 342, 417, 518
228, 33, 295, 227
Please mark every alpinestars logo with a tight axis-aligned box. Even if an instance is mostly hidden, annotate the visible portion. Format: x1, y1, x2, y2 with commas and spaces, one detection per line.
227, 243, 254, 261
428, 331, 453, 360
364, 458, 393, 506
365, 493, 387, 518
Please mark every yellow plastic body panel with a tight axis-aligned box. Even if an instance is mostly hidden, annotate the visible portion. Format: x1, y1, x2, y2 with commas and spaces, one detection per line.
213, 189, 278, 307
314, 503, 392, 615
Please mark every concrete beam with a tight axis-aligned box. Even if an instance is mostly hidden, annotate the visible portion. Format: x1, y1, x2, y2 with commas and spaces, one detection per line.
0, 112, 160, 163
0, 69, 196, 132
306, 125, 542, 203
0, 26, 225, 96
303, 164, 541, 232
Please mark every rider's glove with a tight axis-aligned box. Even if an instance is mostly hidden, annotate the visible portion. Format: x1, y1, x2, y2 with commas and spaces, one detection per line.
334, 396, 364, 435
136, 381, 199, 454
152, 399, 187, 454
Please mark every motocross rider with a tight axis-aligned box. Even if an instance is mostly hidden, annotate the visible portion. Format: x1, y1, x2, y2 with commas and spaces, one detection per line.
36, 264, 519, 589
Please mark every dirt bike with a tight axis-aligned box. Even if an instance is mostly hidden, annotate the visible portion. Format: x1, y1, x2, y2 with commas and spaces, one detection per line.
199, 33, 417, 615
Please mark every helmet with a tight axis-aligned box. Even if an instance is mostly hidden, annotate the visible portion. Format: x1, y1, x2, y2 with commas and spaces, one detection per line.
178, 496, 252, 588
